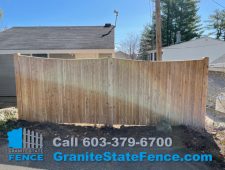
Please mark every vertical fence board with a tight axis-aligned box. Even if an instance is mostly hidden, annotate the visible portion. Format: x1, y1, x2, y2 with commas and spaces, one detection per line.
200, 57, 209, 127
14, 55, 23, 119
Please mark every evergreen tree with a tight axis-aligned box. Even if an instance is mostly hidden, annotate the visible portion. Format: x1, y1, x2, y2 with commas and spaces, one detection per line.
161, 0, 201, 46
139, 0, 201, 59
139, 24, 155, 60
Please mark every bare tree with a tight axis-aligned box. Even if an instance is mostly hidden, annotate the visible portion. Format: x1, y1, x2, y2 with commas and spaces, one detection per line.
118, 33, 140, 59
207, 9, 225, 40
0, 10, 8, 32
0, 9, 2, 19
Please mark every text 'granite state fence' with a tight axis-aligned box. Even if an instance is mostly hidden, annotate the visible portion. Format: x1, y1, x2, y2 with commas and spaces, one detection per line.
14, 54, 208, 128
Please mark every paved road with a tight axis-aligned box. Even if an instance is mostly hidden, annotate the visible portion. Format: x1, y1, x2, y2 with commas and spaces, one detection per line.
0, 164, 44, 170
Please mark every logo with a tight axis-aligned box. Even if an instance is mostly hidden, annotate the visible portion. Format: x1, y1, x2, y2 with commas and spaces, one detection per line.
7, 128, 44, 161
8, 128, 43, 149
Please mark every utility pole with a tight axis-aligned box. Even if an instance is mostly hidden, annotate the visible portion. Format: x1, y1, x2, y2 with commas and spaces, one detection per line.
155, 0, 162, 61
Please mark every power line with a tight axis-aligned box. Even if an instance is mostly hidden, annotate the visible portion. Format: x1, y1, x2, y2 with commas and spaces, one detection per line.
211, 0, 225, 9
149, 0, 152, 25
155, 0, 162, 60
150, 0, 156, 50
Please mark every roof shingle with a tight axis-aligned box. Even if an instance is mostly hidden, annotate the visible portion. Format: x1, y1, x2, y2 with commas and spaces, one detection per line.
0, 26, 114, 50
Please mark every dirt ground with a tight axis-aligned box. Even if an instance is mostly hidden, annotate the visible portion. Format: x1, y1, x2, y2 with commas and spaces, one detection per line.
206, 108, 225, 156
0, 71, 224, 169
0, 118, 224, 170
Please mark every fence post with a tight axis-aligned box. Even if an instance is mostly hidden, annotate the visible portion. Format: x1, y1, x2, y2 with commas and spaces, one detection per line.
201, 57, 209, 128
107, 58, 114, 126
14, 53, 23, 119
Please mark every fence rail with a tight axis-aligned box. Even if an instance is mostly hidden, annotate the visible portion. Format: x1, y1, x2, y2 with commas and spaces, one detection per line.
14, 54, 208, 128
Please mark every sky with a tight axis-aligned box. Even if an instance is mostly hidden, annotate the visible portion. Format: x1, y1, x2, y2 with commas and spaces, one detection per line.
0, 0, 224, 48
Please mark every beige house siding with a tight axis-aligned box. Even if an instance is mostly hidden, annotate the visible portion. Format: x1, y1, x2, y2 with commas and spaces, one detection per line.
49, 53, 75, 59
50, 53, 113, 59
99, 53, 112, 58
49, 51, 114, 59
0, 49, 114, 97
0, 49, 115, 59
75, 52, 113, 59
75, 53, 99, 59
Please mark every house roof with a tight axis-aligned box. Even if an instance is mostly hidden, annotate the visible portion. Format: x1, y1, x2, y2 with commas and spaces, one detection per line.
0, 26, 114, 51
161, 37, 225, 63
163, 37, 225, 50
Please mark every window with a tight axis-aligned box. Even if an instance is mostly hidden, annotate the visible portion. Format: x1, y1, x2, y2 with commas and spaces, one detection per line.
149, 52, 156, 61
150, 53, 153, 61
21, 54, 32, 56
32, 54, 48, 58
154, 53, 157, 61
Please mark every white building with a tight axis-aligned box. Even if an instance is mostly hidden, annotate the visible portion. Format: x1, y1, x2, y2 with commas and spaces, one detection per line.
149, 37, 225, 64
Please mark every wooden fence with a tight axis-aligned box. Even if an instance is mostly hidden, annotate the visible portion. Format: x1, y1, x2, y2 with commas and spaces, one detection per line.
14, 54, 208, 128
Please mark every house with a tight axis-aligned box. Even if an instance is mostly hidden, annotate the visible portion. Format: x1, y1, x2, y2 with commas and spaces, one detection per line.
148, 37, 225, 63
0, 24, 115, 99
115, 51, 130, 59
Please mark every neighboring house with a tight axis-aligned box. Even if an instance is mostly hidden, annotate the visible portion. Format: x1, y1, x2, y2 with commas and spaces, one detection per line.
115, 51, 138, 60
0, 24, 115, 98
148, 37, 225, 63
115, 51, 130, 59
